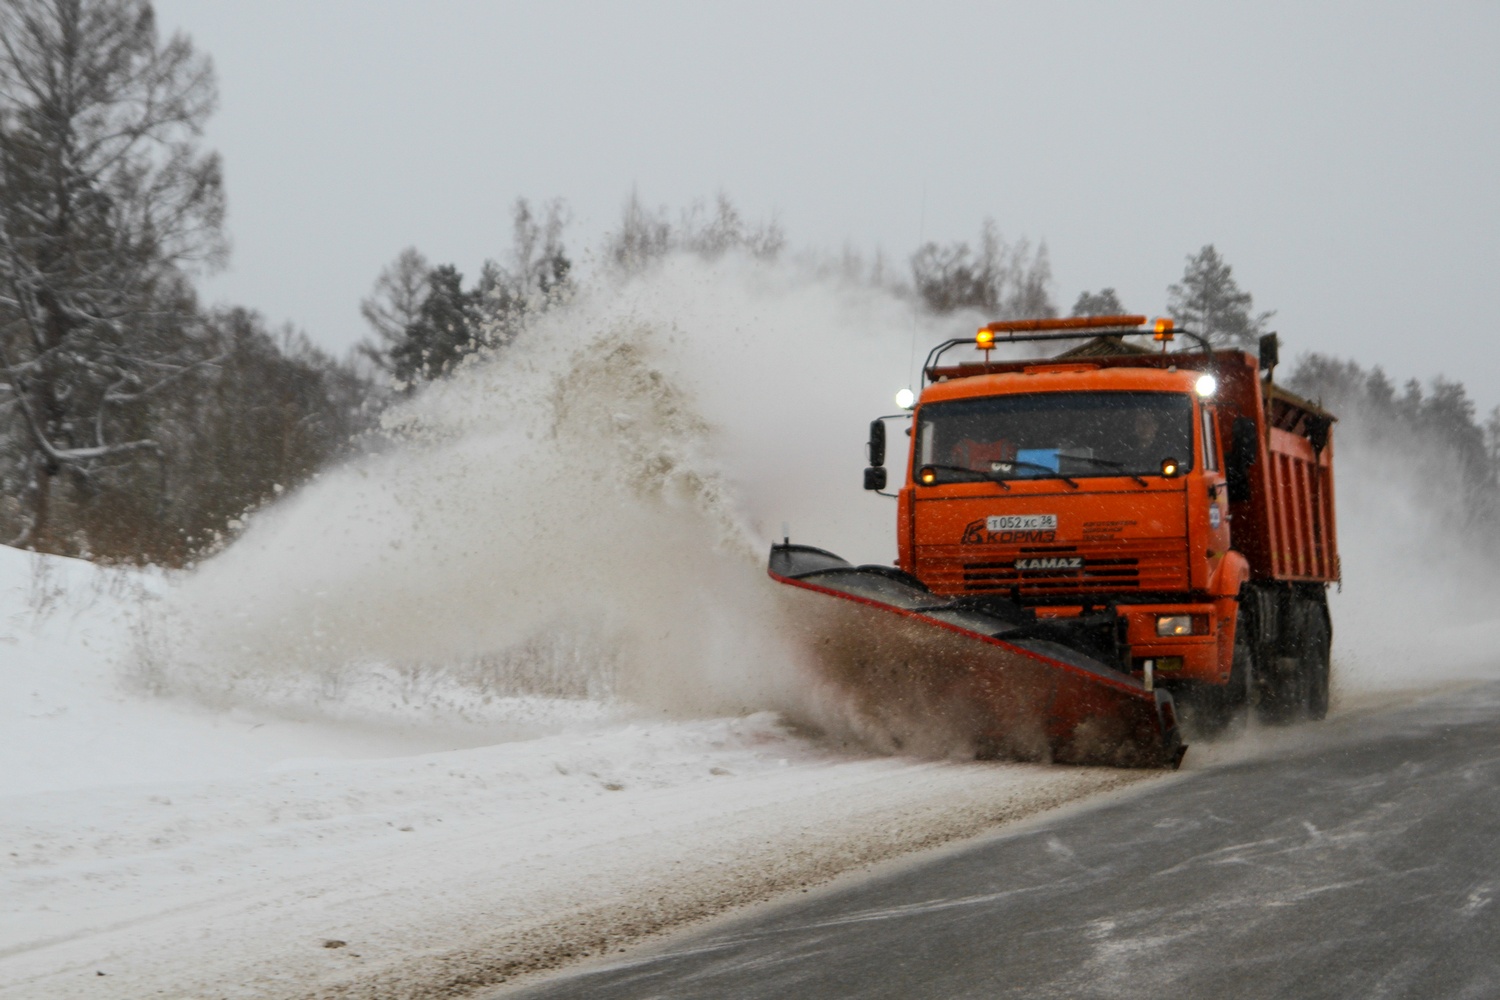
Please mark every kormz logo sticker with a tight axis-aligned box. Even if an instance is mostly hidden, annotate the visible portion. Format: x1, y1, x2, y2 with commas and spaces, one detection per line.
962, 514, 1060, 545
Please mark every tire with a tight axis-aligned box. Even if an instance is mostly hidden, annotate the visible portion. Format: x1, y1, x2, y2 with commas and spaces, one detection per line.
1257, 595, 1329, 725
1256, 597, 1306, 725
1304, 602, 1331, 721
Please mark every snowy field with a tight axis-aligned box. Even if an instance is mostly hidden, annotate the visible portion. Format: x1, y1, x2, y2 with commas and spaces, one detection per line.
4, 259, 1498, 999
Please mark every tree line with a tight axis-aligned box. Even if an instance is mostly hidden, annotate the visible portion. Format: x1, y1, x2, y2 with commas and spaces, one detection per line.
0, 0, 372, 562
3, 0, 1496, 564
1287, 355, 1500, 531
355, 191, 787, 383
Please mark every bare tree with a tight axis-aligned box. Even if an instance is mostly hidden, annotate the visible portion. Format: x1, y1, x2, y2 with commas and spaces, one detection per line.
0, 0, 225, 551
1487, 405, 1500, 475
123, 307, 374, 564
1004, 236, 1055, 319
476, 196, 572, 345
678, 193, 785, 261
605, 188, 672, 273
507, 198, 569, 294
602, 190, 785, 274
1071, 288, 1127, 317
358, 247, 430, 373
910, 219, 1056, 318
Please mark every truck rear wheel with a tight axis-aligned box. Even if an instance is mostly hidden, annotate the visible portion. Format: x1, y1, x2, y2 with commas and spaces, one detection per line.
1304, 603, 1331, 720
1256, 594, 1325, 724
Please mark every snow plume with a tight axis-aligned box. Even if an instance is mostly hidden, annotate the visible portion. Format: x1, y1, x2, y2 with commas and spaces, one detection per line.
1326, 404, 1500, 699
133, 255, 954, 737
132, 251, 1499, 741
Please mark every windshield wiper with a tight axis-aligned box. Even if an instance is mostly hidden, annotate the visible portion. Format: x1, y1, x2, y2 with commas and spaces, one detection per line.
991, 459, 1080, 489
918, 464, 1011, 490
1059, 454, 1149, 487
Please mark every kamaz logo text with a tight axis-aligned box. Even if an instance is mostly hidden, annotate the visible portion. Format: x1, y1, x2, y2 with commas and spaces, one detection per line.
1015, 557, 1084, 571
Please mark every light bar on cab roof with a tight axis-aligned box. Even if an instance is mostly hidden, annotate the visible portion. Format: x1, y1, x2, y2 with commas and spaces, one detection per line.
925, 314, 1215, 387
979, 315, 1148, 335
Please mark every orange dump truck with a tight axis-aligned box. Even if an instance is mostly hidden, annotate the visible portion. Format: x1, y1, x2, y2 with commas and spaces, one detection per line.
769, 315, 1338, 766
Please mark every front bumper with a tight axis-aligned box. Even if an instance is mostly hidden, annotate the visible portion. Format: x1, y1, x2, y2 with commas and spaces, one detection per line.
1036, 600, 1230, 684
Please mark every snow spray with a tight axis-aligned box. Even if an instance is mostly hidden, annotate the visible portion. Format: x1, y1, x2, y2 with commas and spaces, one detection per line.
133, 255, 955, 736
133, 252, 1499, 739
1324, 413, 1500, 702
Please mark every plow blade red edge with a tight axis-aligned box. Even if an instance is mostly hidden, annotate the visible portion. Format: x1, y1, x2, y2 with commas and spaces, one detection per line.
769, 544, 1186, 769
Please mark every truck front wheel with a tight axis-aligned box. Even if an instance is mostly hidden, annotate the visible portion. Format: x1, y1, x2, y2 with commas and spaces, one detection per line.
1177, 604, 1253, 738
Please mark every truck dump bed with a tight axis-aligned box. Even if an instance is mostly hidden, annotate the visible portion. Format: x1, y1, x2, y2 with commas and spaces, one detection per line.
1252, 383, 1338, 582
1212, 352, 1339, 584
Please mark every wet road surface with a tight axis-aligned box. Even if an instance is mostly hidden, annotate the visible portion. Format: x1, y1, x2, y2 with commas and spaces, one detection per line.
499, 682, 1500, 1000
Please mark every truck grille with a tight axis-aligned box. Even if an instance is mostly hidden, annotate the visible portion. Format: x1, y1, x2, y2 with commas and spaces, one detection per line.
963, 554, 1139, 592
918, 540, 1188, 598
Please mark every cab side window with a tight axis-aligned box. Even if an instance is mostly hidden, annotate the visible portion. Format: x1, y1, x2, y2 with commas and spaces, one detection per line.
1201, 407, 1220, 472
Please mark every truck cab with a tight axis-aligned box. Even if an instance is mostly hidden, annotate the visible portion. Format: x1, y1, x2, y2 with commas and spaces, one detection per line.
898, 362, 1240, 690
871, 315, 1338, 729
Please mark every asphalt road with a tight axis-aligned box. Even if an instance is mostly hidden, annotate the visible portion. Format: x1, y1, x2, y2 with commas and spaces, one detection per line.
499, 681, 1500, 1000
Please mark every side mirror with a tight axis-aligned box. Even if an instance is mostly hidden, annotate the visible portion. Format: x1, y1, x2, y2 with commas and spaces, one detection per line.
863, 467, 888, 491
1227, 415, 1258, 502
867, 419, 886, 467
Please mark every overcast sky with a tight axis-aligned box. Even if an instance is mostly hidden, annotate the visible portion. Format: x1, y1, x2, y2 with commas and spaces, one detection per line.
151, 0, 1500, 413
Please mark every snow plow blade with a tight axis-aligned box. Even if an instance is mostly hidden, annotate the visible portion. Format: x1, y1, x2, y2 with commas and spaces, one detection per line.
769, 543, 1186, 769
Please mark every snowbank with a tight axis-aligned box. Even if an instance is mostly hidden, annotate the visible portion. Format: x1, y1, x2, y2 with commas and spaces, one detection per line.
0, 544, 1149, 999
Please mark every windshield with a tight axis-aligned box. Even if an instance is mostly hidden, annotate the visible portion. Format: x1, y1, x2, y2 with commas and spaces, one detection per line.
915, 391, 1194, 483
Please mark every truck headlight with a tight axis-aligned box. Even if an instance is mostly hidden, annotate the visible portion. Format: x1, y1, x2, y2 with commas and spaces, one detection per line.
1156, 614, 1194, 637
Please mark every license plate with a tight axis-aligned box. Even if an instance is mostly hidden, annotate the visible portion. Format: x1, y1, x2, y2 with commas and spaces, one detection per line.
987, 514, 1057, 532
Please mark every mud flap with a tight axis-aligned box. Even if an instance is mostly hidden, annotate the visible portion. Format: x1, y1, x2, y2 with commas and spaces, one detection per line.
769, 543, 1186, 769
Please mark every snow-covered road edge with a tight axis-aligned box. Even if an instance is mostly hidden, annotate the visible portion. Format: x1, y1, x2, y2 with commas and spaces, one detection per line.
3, 714, 1157, 1000
5, 755, 1146, 995
1, 544, 1164, 1000
303, 762, 1156, 1000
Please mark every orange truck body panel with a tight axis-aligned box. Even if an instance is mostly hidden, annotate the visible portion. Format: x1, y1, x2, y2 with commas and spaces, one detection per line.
901, 345, 1337, 689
